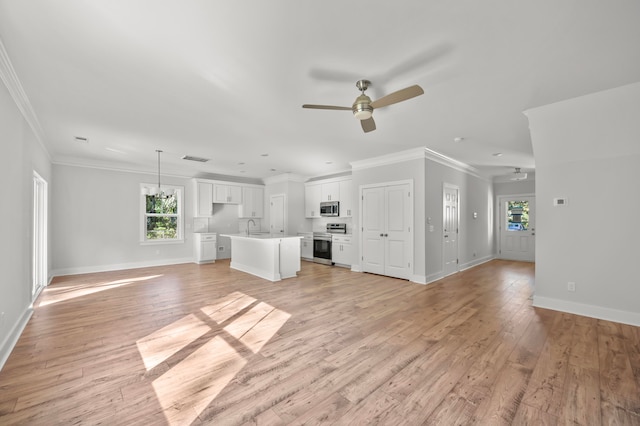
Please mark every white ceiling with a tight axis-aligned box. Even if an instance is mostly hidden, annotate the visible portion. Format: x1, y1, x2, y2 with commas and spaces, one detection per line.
1, 1, 639, 181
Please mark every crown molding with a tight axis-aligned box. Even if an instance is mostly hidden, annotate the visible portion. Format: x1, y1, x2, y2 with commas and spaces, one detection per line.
0, 38, 49, 159
350, 147, 426, 171
263, 173, 307, 185
350, 146, 488, 181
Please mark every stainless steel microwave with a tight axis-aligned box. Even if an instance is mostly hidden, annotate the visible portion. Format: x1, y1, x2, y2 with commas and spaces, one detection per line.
320, 201, 339, 217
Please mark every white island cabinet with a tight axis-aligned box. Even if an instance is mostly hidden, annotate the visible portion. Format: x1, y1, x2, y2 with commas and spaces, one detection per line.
221, 234, 303, 282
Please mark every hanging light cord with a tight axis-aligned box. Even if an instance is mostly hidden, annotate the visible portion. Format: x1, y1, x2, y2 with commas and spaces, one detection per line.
156, 149, 162, 195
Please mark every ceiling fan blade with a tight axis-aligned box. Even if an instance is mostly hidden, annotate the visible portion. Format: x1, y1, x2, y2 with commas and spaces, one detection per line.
370, 85, 424, 109
361, 117, 376, 133
302, 104, 351, 111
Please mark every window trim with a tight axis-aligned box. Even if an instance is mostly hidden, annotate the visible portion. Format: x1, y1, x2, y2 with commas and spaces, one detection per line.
140, 183, 185, 245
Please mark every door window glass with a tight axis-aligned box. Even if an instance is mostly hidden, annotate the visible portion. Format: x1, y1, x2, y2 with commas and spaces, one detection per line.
506, 200, 529, 231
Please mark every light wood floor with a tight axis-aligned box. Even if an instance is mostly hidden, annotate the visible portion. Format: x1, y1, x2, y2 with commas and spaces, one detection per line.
1, 260, 639, 425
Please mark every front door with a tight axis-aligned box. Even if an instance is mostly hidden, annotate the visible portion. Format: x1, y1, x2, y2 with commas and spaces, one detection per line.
443, 184, 459, 276
499, 196, 535, 262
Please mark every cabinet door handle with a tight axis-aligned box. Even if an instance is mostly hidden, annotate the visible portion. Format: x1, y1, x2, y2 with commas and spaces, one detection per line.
380, 233, 384, 237
384, 233, 388, 237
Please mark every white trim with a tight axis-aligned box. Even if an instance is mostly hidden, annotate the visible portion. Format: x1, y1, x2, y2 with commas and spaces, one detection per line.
459, 255, 495, 271
0, 38, 49, 160
350, 147, 425, 171
52, 257, 194, 277
0, 307, 33, 371
350, 147, 488, 181
263, 173, 307, 184
55, 160, 193, 180
533, 296, 640, 327
424, 148, 487, 181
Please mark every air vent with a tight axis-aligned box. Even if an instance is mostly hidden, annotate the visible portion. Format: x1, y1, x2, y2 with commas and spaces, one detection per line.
181, 155, 210, 163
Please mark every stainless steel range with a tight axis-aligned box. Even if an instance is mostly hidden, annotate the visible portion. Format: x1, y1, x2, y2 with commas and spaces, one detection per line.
313, 223, 347, 265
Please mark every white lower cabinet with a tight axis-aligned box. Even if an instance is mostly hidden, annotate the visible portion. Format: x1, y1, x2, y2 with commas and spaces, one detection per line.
194, 233, 217, 264
332, 235, 352, 267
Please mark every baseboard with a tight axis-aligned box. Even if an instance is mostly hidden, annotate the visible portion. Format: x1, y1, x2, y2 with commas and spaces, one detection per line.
0, 307, 33, 372
533, 296, 640, 327
52, 257, 195, 277
459, 255, 495, 271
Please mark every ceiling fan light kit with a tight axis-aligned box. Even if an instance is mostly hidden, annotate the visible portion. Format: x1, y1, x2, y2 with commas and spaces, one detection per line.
302, 79, 424, 133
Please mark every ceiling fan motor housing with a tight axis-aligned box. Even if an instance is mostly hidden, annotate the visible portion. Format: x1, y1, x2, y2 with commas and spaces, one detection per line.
352, 94, 373, 120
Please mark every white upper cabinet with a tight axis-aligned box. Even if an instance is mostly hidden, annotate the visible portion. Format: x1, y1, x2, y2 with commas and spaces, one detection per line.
304, 177, 353, 218
339, 179, 353, 217
321, 181, 339, 202
239, 186, 264, 218
305, 183, 321, 218
195, 181, 214, 216
213, 183, 242, 204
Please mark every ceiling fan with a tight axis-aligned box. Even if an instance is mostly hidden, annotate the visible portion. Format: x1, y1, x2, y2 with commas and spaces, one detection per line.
302, 80, 424, 133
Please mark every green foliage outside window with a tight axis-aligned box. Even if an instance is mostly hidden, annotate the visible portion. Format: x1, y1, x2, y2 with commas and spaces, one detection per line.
145, 194, 179, 240
507, 200, 529, 230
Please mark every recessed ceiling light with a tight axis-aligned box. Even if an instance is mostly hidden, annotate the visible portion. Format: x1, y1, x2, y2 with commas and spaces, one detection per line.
493, 152, 503, 157
261, 153, 269, 157
74, 136, 88, 143
453, 137, 464, 142
325, 161, 333, 165
237, 162, 245, 165
270, 168, 277, 172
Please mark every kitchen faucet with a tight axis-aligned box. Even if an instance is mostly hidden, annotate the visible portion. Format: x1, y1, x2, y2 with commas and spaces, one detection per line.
247, 219, 256, 235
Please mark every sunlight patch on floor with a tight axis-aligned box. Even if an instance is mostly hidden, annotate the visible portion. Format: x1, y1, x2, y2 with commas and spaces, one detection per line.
38, 274, 162, 307
136, 314, 210, 371
135, 292, 290, 425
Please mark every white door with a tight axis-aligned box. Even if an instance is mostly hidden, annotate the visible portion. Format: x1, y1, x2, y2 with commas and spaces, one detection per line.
270, 194, 285, 237
499, 196, 535, 262
33, 171, 48, 299
361, 182, 412, 280
362, 186, 385, 275
443, 185, 459, 276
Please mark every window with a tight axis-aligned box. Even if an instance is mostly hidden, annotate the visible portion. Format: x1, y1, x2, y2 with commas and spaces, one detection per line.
140, 184, 184, 244
506, 200, 529, 231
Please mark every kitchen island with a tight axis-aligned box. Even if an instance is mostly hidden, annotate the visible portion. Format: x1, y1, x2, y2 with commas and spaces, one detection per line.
220, 234, 303, 282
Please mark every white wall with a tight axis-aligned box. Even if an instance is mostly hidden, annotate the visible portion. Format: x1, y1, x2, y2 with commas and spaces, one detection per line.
350, 151, 495, 284
526, 81, 640, 326
0, 76, 51, 369
51, 164, 195, 275
263, 176, 309, 235
424, 159, 494, 280
352, 157, 426, 280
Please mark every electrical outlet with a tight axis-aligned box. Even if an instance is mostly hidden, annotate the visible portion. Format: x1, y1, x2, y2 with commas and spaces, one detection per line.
567, 282, 576, 292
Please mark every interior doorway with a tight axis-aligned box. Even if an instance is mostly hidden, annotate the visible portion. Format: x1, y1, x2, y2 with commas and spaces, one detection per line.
498, 195, 535, 262
32, 171, 48, 299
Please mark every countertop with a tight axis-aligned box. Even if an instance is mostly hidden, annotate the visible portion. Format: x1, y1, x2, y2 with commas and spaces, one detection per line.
220, 233, 303, 240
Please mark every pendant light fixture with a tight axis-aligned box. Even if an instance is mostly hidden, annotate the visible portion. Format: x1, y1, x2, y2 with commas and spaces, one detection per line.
143, 150, 175, 198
